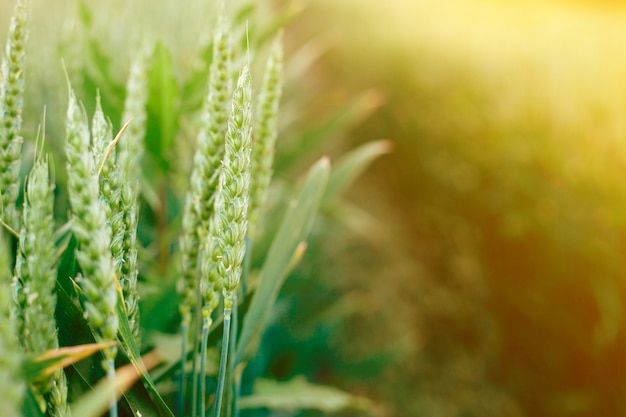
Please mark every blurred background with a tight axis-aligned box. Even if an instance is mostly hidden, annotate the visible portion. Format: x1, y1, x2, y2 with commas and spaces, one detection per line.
5, 0, 626, 416
283, 0, 626, 416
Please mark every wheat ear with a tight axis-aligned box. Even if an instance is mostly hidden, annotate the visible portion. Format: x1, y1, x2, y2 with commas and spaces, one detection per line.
0, 0, 29, 231
116, 46, 151, 345
65, 86, 118, 417
205, 61, 252, 417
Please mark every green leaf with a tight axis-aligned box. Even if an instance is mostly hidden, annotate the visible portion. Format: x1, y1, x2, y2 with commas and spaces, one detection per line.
276, 90, 383, 173
233, 2, 257, 26
70, 353, 160, 417
77, 0, 93, 29
23, 342, 117, 383
322, 140, 392, 205
115, 285, 176, 417
239, 376, 375, 413
180, 40, 213, 114
236, 157, 330, 364
22, 389, 46, 417
146, 41, 179, 171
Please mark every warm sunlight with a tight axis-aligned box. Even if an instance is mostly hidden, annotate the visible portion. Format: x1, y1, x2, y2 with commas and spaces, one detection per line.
294, 0, 626, 416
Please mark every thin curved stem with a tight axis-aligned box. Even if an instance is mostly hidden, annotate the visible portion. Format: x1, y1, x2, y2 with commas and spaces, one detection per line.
232, 368, 242, 417
179, 323, 189, 417
213, 308, 231, 417
200, 318, 211, 417
226, 295, 238, 417
107, 359, 118, 417
231, 236, 253, 417
191, 292, 202, 417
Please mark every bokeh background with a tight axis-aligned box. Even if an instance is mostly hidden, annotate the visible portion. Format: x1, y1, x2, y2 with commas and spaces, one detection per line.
284, 0, 626, 416
4, 0, 626, 416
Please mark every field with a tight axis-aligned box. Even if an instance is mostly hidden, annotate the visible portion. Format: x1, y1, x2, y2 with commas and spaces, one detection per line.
4, 0, 626, 416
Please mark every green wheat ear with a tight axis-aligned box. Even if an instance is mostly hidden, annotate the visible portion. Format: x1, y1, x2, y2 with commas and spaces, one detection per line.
215, 62, 252, 306
92, 93, 126, 275
201, 60, 252, 327
0, 0, 29, 231
248, 36, 284, 238
13, 156, 70, 417
65, 86, 118, 365
117, 46, 151, 345
177, 11, 233, 415
0, 231, 24, 417
203, 60, 253, 417
178, 10, 233, 326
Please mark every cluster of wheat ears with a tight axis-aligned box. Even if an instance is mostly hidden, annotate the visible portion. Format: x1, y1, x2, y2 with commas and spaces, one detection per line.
0, 1, 387, 416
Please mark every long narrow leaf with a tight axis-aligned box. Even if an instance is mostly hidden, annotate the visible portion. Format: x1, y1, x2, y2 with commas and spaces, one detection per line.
322, 139, 392, 205
236, 157, 330, 364
70, 351, 160, 417
115, 284, 176, 417
23, 342, 117, 383
22, 389, 46, 417
146, 41, 179, 171
276, 90, 383, 173
239, 376, 375, 413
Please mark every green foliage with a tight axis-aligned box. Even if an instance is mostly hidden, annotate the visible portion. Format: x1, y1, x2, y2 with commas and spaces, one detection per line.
145, 41, 179, 173
239, 376, 375, 413
237, 157, 330, 365
0, 0, 385, 416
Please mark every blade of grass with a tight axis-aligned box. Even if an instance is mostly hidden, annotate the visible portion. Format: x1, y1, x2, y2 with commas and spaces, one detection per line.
321, 140, 392, 205
70, 351, 160, 417
23, 342, 117, 383
115, 283, 176, 417
235, 156, 330, 365
275, 91, 382, 173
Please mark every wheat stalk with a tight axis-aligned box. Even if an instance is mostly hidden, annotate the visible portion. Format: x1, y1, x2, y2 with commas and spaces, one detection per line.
117, 46, 151, 345
13, 156, 70, 416
65, 85, 119, 417
177, 9, 233, 415
0, 0, 29, 231
178, 9, 233, 327
248, 37, 283, 238
204, 61, 252, 417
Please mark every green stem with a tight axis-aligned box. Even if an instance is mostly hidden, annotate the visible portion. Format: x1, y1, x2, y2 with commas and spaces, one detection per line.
107, 359, 118, 417
226, 295, 238, 417
191, 285, 202, 417
179, 323, 189, 417
231, 236, 252, 417
200, 318, 210, 417
214, 307, 231, 417
232, 367, 242, 417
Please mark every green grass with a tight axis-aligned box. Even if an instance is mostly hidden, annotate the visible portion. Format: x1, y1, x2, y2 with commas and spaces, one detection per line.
0, 1, 386, 416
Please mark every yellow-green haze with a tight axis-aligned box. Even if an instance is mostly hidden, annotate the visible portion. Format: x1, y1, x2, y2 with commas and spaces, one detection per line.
292, 0, 626, 416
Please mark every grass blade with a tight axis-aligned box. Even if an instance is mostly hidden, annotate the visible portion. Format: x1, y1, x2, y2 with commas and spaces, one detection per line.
322, 139, 392, 205
70, 351, 160, 417
23, 342, 117, 384
115, 284, 176, 417
239, 376, 375, 414
235, 156, 330, 365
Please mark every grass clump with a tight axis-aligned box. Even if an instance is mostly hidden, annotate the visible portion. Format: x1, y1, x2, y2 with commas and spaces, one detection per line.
0, 1, 386, 416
